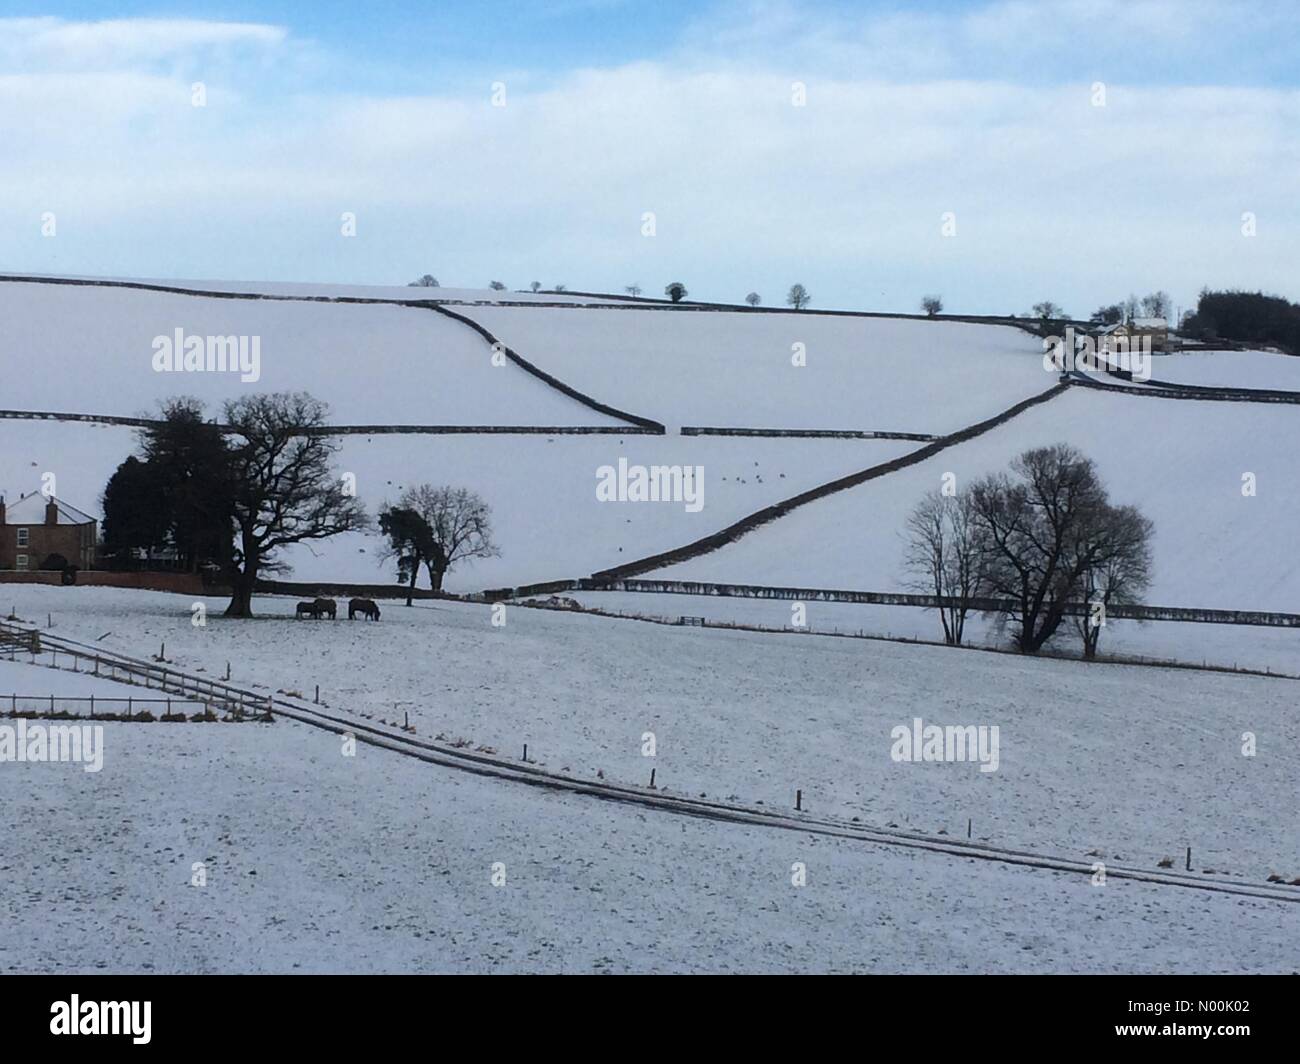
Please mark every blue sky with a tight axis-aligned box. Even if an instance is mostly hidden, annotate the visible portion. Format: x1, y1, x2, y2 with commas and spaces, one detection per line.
2, 1, 1297, 314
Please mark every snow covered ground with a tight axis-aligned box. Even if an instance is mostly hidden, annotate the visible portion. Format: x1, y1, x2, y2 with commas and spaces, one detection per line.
0, 657, 148, 700
459, 304, 1047, 432
3, 715, 1295, 974
650, 387, 1300, 612
0, 418, 917, 591
1148, 349, 1300, 390
0, 280, 621, 426
563, 591, 1300, 677
4, 585, 1296, 893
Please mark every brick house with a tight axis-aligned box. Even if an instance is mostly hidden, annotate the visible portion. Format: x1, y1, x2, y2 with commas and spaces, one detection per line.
0, 492, 98, 571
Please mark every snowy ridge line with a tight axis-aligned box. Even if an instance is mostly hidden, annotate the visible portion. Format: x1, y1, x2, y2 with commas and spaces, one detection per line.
9, 619, 1298, 905
422, 304, 665, 431
501, 579, 1300, 630
0, 274, 665, 434
533, 289, 1091, 331
0, 409, 658, 435
680, 426, 939, 441
579, 382, 1072, 584
1070, 371, 1300, 405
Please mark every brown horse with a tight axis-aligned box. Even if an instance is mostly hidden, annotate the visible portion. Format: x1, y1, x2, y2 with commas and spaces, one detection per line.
348, 598, 381, 621
313, 597, 338, 620
295, 601, 320, 619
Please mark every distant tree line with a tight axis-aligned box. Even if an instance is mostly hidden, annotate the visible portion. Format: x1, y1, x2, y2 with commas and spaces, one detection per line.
1182, 289, 1300, 354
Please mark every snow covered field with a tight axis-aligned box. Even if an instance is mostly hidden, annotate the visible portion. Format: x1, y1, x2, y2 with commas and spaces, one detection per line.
4, 585, 1297, 893
0, 280, 621, 426
563, 591, 1300, 677
651, 388, 1300, 612
459, 304, 1047, 432
1148, 349, 1300, 390
0, 419, 915, 591
0, 657, 147, 700
3, 715, 1295, 974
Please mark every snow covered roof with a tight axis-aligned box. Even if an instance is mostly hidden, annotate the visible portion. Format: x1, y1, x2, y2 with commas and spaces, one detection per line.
1130, 317, 1167, 329
1, 491, 97, 526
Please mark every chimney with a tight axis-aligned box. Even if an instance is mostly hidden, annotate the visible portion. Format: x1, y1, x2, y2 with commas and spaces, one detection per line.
45, 498, 59, 526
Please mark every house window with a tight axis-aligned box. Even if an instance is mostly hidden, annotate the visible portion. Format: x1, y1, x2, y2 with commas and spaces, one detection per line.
16, 555, 28, 571
16, 528, 29, 547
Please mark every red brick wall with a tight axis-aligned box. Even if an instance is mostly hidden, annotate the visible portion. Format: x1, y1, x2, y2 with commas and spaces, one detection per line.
0, 570, 206, 594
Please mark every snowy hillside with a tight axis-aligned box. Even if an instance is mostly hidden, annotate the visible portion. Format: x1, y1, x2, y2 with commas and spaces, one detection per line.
0, 419, 916, 591
1146, 349, 1300, 390
459, 304, 1047, 432
0, 279, 624, 427
649, 388, 1300, 612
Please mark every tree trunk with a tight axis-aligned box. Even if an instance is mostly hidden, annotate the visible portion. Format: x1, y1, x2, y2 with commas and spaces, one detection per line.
406, 565, 417, 608
225, 565, 257, 617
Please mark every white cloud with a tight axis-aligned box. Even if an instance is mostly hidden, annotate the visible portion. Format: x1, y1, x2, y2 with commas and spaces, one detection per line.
0, 17, 285, 72
0, 9, 1295, 315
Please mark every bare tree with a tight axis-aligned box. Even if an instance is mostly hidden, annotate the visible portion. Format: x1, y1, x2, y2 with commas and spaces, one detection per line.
969, 444, 1150, 654
554, 283, 567, 292
921, 295, 943, 316
489, 280, 506, 291
530, 281, 541, 292
408, 274, 440, 287
398, 485, 498, 590
787, 284, 811, 310
745, 292, 761, 307
665, 282, 687, 303
1072, 504, 1154, 658
1032, 300, 1065, 321
625, 284, 642, 297
221, 393, 368, 617
903, 488, 984, 645
1140, 291, 1171, 319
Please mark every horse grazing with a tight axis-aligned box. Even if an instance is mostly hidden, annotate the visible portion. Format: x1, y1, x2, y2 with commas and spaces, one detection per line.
313, 597, 338, 620
348, 598, 381, 621
295, 601, 320, 619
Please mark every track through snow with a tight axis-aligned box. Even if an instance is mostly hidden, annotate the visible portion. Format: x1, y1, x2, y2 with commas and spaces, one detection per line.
9, 621, 1298, 908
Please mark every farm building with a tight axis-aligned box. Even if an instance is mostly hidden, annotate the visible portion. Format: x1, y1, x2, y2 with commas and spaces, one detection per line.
0, 492, 98, 571
1094, 317, 1169, 354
